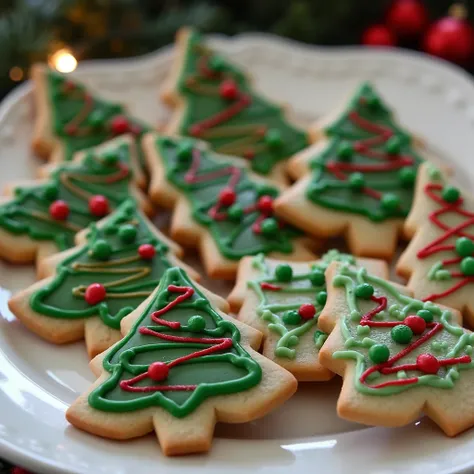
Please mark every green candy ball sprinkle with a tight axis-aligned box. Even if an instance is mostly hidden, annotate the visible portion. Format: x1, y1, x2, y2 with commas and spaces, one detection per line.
366, 95, 381, 109
316, 291, 327, 305
260, 218, 279, 235
209, 55, 225, 71
257, 185, 277, 198
355, 283, 374, 299
194, 298, 208, 309
349, 172, 365, 191
391, 324, 413, 344
337, 142, 354, 160
442, 185, 460, 203
177, 142, 194, 160
102, 150, 119, 166
187, 315, 206, 332
227, 204, 244, 221
309, 269, 325, 286
461, 256, 474, 276
417, 309, 434, 323
368, 344, 390, 363
43, 184, 59, 201
88, 110, 106, 128
455, 237, 474, 257
275, 263, 293, 282
91, 239, 112, 260
264, 129, 283, 148
398, 167, 416, 187
282, 310, 302, 325
118, 224, 137, 243
380, 193, 401, 213
385, 136, 401, 154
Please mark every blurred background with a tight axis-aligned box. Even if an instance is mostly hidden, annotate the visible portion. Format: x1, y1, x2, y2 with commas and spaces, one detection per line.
1, 0, 473, 98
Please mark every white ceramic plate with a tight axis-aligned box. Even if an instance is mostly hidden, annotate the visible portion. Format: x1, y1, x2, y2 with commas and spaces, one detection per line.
1, 34, 474, 474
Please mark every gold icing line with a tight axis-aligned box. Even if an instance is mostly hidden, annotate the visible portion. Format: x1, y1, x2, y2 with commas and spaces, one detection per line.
28, 210, 82, 232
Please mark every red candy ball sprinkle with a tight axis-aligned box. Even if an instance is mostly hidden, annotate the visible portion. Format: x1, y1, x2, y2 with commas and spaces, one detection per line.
416, 353, 440, 374
148, 361, 169, 381
298, 303, 316, 320
353, 142, 367, 153
63, 81, 75, 92
85, 283, 106, 305
189, 124, 203, 136
89, 195, 110, 217
243, 148, 255, 160
65, 124, 78, 135
219, 79, 239, 100
257, 195, 274, 214
219, 187, 236, 206
110, 115, 130, 135
49, 200, 70, 220
403, 315, 426, 335
138, 244, 156, 260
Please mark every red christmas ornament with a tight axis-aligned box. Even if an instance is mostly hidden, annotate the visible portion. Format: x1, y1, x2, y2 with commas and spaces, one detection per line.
148, 361, 169, 381
218, 187, 237, 206
49, 200, 70, 220
386, 0, 429, 38
416, 353, 440, 374
12, 468, 31, 474
362, 24, 397, 47
138, 244, 156, 260
298, 303, 316, 320
219, 79, 239, 100
89, 195, 110, 217
110, 115, 130, 134
403, 315, 427, 335
423, 6, 474, 65
85, 283, 106, 305
257, 195, 274, 214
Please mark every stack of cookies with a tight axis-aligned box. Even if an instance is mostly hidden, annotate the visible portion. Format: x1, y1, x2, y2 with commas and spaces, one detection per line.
3, 28, 474, 456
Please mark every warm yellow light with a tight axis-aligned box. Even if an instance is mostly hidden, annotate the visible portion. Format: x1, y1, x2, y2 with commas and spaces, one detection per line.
50, 49, 77, 73
9, 67, 23, 82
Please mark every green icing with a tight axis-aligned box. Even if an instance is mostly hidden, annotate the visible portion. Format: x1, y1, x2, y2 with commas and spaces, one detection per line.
45, 69, 150, 172
247, 250, 356, 359
174, 29, 309, 176
88, 267, 262, 418
154, 136, 300, 260
0, 142, 136, 251
306, 82, 424, 222
332, 265, 474, 395
29, 200, 172, 330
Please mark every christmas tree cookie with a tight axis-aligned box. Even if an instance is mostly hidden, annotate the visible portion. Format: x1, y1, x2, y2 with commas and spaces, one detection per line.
143, 133, 314, 279
317, 261, 474, 436
32, 64, 150, 188
0, 136, 152, 264
161, 28, 309, 184
275, 82, 428, 259
396, 163, 474, 325
227, 249, 388, 381
67, 267, 297, 455
8, 200, 208, 358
